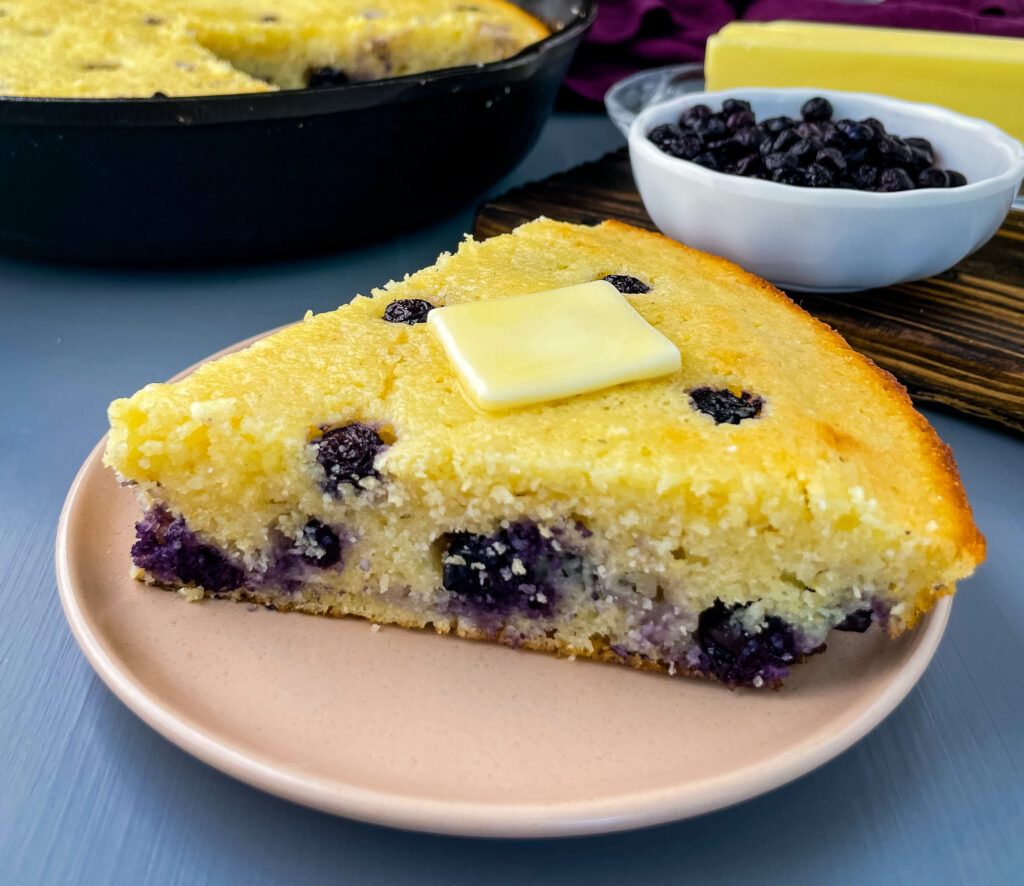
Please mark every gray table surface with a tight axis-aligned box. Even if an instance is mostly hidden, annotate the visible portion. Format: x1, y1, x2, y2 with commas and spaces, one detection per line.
2, 113, 1022, 886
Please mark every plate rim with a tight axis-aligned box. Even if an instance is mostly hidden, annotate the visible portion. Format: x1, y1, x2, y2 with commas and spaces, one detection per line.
56, 436, 952, 838
56, 333, 954, 838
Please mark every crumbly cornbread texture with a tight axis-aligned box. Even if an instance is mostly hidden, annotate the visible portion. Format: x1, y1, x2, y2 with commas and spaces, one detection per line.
0, 0, 547, 97
104, 219, 984, 687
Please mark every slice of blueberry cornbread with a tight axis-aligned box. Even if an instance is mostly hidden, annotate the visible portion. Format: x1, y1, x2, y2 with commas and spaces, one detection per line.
104, 219, 984, 688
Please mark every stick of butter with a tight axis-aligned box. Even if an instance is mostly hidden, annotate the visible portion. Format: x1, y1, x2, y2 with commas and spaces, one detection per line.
706, 21, 1024, 143
427, 280, 681, 411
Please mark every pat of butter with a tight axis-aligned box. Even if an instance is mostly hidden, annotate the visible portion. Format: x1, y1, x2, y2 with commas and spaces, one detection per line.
706, 21, 1024, 143
427, 280, 680, 411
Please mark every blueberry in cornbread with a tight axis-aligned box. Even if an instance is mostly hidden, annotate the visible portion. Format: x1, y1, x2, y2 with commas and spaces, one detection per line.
602, 275, 650, 294
314, 424, 388, 494
383, 299, 436, 325
104, 219, 984, 688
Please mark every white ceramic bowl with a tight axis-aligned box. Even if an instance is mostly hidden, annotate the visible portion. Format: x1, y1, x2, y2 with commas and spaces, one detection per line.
628, 87, 1024, 292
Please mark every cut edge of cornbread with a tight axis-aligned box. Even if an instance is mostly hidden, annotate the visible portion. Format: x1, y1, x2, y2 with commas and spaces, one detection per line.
135, 566, 824, 686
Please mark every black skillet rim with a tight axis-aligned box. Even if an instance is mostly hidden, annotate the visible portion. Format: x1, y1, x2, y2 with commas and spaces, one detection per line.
0, 0, 597, 127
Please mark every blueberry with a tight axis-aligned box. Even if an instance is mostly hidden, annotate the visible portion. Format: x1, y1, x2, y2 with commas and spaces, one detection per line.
726, 110, 755, 131
735, 154, 764, 177
306, 66, 350, 88
804, 163, 834, 188
844, 144, 877, 166
877, 136, 915, 168
771, 129, 800, 153
905, 136, 935, 168
800, 96, 833, 123
821, 126, 848, 151
877, 167, 915, 191
852, 164, 879, 189
382, 298, 435, 324
697, 600, 799, 686
732, 127, 763, 151
602, 274, 650, 294
440, 523, 566, 617
132, 507, 243, 593
764, 151, 798, 173
648, 95, 955, 196
677, 134, 704, 160
707, 137, 749, 163
759, 115, 794, 136
906, 151, 931, 174
905, 137, 933, 153
693, 116, 728, 142
177, 546, 241, 592
816, 147, 846, 173
313, 424, 388, 494
836, 119, 873, 144
692, 151, 723, 171
793, 121, 823, 141
787, 138, 817, 165
297, 519, 342, 568
835, 608, 873, 632
689, 387, 764, 424
648, 124, 702, 160
679, 104, 713, 128
697, 601, 748, 661
649, 122, 683, 148
862, 116, 887, 136
917, 167, 948, 188
773, 167, 807, 186
721, 98, 752, 115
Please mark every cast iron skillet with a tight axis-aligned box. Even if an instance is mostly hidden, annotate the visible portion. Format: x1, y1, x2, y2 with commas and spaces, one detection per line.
0, 0, 595, 264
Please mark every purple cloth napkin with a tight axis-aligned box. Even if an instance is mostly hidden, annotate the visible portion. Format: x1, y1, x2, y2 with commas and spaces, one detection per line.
564, 0, 735, 102
564, 0, 1024, 103
744, 0, 1024, 37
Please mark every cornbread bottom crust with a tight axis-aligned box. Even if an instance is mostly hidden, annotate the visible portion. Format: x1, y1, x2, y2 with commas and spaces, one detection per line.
135, 568, 826, 689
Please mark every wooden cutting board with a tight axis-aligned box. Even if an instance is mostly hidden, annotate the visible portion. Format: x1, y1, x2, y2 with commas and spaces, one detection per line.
475, 148, 1024, 436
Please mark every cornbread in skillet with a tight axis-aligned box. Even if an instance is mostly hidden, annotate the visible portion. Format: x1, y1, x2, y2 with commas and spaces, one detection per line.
104, 219, 984, 687
0, 0, 549, 97
0, 0, 270, 97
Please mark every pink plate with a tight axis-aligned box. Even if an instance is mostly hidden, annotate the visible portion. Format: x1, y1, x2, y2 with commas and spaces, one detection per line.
55, 335, 952, 838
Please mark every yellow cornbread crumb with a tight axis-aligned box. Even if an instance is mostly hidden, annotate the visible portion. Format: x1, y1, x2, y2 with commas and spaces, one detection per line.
105, 218, 984, 666
0, 0, 548, 97
0, 0, 269, 97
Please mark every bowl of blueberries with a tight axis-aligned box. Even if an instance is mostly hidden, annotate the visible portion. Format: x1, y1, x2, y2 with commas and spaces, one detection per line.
627, 87, 1024, 292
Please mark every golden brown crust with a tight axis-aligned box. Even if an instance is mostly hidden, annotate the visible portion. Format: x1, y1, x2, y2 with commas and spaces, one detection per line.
597, 219, 985, 569
490, 0, 551, 39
